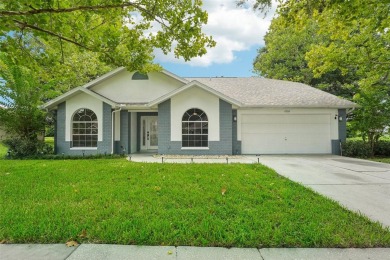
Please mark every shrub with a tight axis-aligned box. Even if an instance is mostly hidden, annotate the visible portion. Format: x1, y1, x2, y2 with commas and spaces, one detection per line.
343, 139, 390, 158
45, 125, 55, 137
3, 137, 53, 158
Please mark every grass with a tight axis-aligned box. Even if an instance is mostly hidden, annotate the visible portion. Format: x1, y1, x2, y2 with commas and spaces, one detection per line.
347, 136, 390, 141
45, 137, 54, 147
0, 142, 7, 158
1, 159, 390, 247
368, 158, 390, 164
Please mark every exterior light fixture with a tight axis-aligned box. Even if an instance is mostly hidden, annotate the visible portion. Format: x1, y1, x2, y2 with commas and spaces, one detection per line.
339, 116, 343, 122
233, 115, 237, 122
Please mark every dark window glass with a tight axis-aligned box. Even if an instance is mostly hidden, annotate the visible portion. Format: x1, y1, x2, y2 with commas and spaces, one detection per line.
181, 108, 208, 148
72, 108, 98, 147
132, 72, 149, 80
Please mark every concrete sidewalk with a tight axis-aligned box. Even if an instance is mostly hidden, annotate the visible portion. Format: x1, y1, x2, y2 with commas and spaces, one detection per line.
1, 244, 390, 260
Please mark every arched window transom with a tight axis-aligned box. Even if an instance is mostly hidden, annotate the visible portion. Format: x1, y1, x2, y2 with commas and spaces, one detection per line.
132, 72, 149, 80
182, 108, 208, 147
72, 108, 98, 147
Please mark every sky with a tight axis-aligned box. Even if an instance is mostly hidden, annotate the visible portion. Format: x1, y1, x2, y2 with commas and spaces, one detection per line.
153, 1, 276, 78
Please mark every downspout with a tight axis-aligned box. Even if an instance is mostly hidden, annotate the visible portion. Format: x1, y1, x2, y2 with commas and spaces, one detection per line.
111, 107, 122, 154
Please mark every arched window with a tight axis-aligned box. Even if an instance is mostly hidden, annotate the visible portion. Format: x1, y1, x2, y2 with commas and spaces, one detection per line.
182, 108, 208, 148
72, 108, 98, 147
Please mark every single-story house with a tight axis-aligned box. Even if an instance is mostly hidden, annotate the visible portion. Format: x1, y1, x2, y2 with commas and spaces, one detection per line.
43, 67, 356, 156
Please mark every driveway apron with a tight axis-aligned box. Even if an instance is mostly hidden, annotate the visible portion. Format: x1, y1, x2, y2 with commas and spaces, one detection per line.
257, 155, 390, 228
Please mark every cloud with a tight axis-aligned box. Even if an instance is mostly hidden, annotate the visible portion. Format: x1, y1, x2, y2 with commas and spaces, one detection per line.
154, 0, 276, 67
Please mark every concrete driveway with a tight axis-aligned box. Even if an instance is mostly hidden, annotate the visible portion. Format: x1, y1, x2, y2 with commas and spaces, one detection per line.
257, 155, 390, 228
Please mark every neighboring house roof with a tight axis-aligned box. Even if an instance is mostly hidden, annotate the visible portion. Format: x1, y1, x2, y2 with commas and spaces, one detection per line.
185, 77, 356, 108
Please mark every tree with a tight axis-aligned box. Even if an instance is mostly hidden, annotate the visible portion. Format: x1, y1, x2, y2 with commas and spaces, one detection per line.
41, 45, 114, 99
0, 52, 50, 157
350, 87, 390, 156
0, 0, 216, 71
253, 17, 358, 99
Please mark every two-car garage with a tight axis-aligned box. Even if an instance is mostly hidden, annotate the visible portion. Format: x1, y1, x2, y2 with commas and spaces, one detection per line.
240, 112, 334, 154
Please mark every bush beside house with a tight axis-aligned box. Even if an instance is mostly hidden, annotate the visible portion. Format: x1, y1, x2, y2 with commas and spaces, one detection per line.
343, 139, 390, 158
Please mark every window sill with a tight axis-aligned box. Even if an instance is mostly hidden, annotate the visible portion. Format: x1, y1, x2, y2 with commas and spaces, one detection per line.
181, 147, 209, 150
70, 147, 98, 150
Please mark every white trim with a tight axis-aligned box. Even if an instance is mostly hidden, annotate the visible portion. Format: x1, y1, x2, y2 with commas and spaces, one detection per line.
70, 147, 98, 150
43, 87, 117, 109
148, 81, 243, 108
239, 104, 357, 109
83, 67, 126, 89
161, 69, 189, 84
181, 147, 210, 150
127, 109, 158, 112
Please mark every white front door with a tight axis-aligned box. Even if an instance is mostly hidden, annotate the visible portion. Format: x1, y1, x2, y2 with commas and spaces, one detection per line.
141, 116, 158, 150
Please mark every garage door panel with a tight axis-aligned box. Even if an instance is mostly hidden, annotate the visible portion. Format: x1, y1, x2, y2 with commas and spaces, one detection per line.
242, 114, 330, 124
242, 123, 330, 134
241, 114, 331, 154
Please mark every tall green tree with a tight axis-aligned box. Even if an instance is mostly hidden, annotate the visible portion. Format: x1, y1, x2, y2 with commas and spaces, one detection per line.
0, 52, 49, 156
253, 17, 358, 98
0, 0, 216, 71
42, 44, 114, 99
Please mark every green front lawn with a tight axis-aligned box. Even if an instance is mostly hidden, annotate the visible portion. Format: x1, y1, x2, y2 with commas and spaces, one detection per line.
1, 159, 389, 247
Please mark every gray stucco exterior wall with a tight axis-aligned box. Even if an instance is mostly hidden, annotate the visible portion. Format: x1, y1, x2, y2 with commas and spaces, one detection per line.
232, 109, 241, 155
217, 99, 233, 154
158, 100, 171, 154
55, 102, 112, 155
118, 110, 130, 154
97, 102, 113, 154
56, 102, 67, 154
331, 140, 341, 155
338, 109, 347, 142
331, 108, 347, 155
157, 99, 234, 155
53, 109, 58, 154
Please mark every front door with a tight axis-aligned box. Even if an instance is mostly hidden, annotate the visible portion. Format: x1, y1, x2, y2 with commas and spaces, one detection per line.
141, 116, 158, 150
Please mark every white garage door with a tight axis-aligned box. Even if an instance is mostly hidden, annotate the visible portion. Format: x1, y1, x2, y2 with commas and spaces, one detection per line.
241, 114, 331, 154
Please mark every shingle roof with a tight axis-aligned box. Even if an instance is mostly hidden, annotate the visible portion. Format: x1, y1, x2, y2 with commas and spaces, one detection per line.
185, 77, 356, 108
